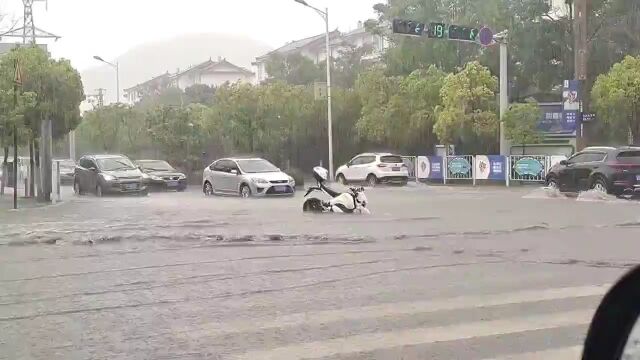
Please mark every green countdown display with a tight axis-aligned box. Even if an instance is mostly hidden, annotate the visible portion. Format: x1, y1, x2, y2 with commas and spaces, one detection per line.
426, 22, 479, 42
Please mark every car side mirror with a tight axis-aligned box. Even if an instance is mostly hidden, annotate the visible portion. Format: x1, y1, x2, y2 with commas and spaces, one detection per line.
230, 169, 238, 175
582, 265, 640, 360
559, 160, 568, 166
346, 162, 352, 167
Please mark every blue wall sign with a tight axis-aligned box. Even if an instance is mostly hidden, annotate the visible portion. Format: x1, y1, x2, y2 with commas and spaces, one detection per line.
417, 156, 444, 180
475, 155, 506, 180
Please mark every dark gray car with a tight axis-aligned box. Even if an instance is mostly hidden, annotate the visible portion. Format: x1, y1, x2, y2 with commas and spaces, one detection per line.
74, 155, 148, 197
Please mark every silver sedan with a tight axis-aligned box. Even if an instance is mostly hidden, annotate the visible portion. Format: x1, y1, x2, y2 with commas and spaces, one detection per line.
202, 157, 295, 197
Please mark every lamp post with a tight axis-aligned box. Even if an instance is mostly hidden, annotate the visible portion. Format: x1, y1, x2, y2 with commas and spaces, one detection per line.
93, 55, 120, 103
293, 0, 334, 180
493, 31, 509, 156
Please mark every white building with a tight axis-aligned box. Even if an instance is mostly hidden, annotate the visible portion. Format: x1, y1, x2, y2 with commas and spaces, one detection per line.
171, 57, 254, 90
123, 58, 254, 104
252, 22, 384, 84
253, 31, 342, 84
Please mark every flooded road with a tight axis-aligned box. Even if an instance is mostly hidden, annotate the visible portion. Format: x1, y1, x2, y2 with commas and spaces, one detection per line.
1, 185, 639, 359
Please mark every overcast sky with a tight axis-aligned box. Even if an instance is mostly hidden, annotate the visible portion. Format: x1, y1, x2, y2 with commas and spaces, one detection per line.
2, 0, 380, 71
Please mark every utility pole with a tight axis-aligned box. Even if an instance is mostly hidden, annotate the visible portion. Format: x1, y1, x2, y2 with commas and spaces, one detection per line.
0, 0, 60, 44
574, 0, 588, 149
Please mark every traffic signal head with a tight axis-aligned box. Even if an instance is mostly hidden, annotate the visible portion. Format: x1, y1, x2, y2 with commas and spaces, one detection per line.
392, 19, 425, 36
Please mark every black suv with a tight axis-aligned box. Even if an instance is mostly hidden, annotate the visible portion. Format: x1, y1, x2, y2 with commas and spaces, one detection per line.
74, 155, 148, 197
546, 147, 640, 195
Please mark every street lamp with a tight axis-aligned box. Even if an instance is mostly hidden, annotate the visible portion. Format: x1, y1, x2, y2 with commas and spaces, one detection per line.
493, 30, 509, 156
293, 0, 334, 181
93, 55, 120, 103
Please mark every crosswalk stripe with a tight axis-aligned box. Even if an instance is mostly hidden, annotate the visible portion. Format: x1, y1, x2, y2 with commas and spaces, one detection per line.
178, 284, 607, 339
485, 346, 583, 359
229, 310, 592, 360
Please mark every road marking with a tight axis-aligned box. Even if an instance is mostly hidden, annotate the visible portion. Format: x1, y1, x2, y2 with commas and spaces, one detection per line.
177, 284, 607, 338
229, 310, 592, 360
485, 346, 583, 359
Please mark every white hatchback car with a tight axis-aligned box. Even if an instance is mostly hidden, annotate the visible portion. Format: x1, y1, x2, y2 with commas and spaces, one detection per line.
335, 153, 409, 186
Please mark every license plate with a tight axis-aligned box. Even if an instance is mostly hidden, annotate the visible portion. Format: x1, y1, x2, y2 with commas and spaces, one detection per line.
124, 183, 138, 190
392, 167, 400, 171
274, 185, 287, 192
167, 180, 178, 187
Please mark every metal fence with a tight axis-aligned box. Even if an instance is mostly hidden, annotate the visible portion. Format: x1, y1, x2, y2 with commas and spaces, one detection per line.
509, 155, 547, 183
445, 155, 475, 184
401, 156, 417, 181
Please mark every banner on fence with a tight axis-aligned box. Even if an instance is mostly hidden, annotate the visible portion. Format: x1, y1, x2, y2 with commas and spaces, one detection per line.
447, 156, 473, 179
475, 155, 506, 181
416, 156, 443, 180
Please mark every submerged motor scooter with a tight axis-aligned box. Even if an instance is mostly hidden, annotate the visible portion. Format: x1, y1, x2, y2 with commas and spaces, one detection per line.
302, 167, 370, 214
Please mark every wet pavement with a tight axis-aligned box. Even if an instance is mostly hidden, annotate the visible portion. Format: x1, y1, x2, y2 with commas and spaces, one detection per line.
1, 184, 639, 359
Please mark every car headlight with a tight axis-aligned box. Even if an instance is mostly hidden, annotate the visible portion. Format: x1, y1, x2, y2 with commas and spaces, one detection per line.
288, 176, 295, 185
178, 174, 186, 180
252, 178, 269, 185
141, 173, 150, 180
101, 174, 116, 181
150, 175, 162, 181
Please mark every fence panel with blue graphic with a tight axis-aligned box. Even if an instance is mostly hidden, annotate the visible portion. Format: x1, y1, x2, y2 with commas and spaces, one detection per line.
446, 155, 474, 182
509, 155, 548, 182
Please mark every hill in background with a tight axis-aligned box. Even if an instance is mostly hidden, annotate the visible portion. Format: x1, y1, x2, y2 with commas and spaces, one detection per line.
80, 33, 272, 104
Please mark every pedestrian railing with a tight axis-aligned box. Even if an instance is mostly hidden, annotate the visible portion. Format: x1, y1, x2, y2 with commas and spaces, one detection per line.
401, 156, 417, 181
395, 154, 568, 187
509, 155, 547, 183
445, 155, 475, 184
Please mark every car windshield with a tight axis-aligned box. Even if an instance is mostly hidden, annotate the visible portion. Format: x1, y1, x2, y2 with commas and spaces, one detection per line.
236, 159, 279, 173
138, 160, 174, 171
97, 157, 136, 171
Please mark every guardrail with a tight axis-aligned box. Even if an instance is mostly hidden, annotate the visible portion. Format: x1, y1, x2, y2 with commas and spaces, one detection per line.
401, 156, 417, 181
445, 155, 475, 185
509, 155, 548, 183
408, 154, 567, 187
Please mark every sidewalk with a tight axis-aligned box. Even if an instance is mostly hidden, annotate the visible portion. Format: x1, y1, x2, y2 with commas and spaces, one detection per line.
0, 187, 62, 211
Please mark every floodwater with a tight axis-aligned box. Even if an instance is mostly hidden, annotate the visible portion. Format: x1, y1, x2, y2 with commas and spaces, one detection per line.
1, 185, 639, 359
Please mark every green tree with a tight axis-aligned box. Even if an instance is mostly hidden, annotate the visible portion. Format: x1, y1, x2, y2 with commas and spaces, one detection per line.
264, 53, 324, 85
184, 84, 216, 105
434, 61, 498, 153
75, 104, 147, 155
356, 66, 445, 153
503, 101, 543, 154
145, 104, 209, 172
591, 55, 640, 145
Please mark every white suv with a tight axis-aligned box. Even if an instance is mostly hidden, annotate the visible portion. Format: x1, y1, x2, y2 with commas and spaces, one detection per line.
335, 153, 409, 186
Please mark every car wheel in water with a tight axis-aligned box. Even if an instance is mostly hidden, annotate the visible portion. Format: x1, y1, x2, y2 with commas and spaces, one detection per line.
203, 182, 214, 196
592, 177, 608, 193
240, 184, 251, 198
337, 174, 347, 185
73, 181, 83, 195
546, 177, 558, 189
96, 184, 103, 197
366, 174, 377, 187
